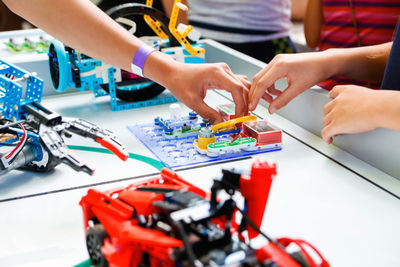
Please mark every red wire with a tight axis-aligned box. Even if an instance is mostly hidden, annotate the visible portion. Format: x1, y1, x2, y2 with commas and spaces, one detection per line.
5, 123, 27, 160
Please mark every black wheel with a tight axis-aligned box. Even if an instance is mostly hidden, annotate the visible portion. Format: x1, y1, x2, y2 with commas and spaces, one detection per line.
105, 3, 180, 102
100, 78, 165, 102
105, 2, 179, 46
86, 224, 109, 267
98, 0, 168, 39
48, 39, 68, 92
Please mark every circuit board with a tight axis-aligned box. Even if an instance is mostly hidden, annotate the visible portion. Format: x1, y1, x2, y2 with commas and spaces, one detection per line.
127, 119, 282, 169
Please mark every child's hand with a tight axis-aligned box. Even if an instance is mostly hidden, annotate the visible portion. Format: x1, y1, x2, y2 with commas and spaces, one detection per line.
322, 85, 379, 144
248, 52, 331, 113
167, 63, 250, 123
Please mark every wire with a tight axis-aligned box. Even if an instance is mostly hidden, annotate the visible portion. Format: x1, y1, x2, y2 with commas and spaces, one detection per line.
4, 123, 27, 164
236, 207, 285, 250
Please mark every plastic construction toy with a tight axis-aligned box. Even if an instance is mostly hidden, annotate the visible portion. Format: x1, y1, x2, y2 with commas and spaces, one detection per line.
48, 40, 176, 112
216, 103, 251, 121
3, 36, 50, 54
0, 60, 128, 175
128, 104, 282, 168
80, 159, 329, 267
47, 1, 204, 111
0, 59, 43, 121
153, 104, 203, 139
194, 115, 259, 157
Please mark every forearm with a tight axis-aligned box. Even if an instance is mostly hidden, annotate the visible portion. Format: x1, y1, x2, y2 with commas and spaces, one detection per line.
374, 90, 400, 131
322, 42, 392, 82
3, 0, 177, 80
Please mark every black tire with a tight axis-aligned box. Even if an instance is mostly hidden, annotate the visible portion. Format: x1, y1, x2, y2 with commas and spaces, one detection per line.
105, 3, 176, 102
100, 78, 165, 102
86, 224, 109, 267
105, 2, 179, 46
98, 0, 168, 39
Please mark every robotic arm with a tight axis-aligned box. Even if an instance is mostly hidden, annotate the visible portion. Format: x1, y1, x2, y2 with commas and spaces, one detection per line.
0, 102, 128, 176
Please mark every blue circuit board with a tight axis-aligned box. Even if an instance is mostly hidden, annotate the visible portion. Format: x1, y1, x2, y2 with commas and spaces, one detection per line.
127, 122, 282, 169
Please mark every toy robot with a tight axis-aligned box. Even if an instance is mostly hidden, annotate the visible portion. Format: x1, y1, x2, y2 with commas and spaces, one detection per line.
47, 0, 204, 111
0, 59, 127, 175
80, 159, 329, 266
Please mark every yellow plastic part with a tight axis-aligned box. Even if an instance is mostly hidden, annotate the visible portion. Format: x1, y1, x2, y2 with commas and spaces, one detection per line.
211, 115, 257, 133
144, 0, 169, 40
169, 0, 205, 55
196, 135, 215, 150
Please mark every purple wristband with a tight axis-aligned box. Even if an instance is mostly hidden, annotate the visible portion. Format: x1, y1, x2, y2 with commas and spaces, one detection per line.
131, 45, 156, 77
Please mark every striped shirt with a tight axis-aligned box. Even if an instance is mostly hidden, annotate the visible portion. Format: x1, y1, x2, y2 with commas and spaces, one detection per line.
187, 0, 291, 43
318, 0, 400, 89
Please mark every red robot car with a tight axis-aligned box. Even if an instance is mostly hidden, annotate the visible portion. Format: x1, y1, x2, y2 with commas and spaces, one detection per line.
80, 159, 329, 267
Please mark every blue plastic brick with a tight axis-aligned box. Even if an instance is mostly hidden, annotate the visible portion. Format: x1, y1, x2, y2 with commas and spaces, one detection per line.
0, 60, 43, 120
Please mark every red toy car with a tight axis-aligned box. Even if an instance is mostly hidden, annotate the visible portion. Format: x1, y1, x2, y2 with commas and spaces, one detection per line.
80, 159, 329, 267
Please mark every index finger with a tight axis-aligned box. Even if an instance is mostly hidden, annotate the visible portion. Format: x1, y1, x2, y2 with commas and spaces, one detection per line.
329, 85, 346, 99
268, 83, 303, 114
192, 100, 224, 124
222, 72, 248, 118
249, 66, 285, 111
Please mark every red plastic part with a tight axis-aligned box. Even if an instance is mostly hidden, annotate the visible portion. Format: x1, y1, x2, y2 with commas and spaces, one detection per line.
118, 190, 163, 216
257, 237, 330, 267
80, 164, 329, 267
242, 120, 282, 145
216, 103, 251, 121
79, 168, 208, 266
256, 242, 302, 267
96, 137, 129, 161
240, 158, 276, 239
277, 237, 330, 267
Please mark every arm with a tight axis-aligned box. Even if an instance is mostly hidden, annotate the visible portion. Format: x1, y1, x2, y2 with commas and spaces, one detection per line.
322, 85, 400, 143
3, 0, 248, 122
304, 0, 323, 49
291, 0, 308, 21
249, 42, 392, 113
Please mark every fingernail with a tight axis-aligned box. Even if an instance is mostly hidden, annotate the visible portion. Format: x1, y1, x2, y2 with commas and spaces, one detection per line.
270, 107, 276, 114
249, 102, 254, 110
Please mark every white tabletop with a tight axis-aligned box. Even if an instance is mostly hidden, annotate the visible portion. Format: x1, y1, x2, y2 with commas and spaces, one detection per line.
0, 89, 399, 267
0, 36, 399, 267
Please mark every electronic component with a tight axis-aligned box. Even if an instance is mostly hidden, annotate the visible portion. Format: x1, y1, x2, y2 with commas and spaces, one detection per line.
243, 120, 282, 145
128, 104, 282, 168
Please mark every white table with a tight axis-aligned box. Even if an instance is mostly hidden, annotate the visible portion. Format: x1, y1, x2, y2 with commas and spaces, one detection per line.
0, 38, 399, 267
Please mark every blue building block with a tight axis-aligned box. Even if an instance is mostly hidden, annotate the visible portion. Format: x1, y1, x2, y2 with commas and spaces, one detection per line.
0, 60, 43, 120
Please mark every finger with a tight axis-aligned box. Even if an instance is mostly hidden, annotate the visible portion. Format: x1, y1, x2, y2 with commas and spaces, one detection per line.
238, 76, 251, 90
194, 101, 224, 124
229, 74, 250, 114
329, 85, 345, 99
228, 73, 251, 92
322, 110, 333, 126
267, 86, 282, 97
323, 99, 335, 115
268, 84, 301, 114
321, 124, 339, 144
262, 92, 274, 104
237, 74, 249, 81
249, 65, 284, 110
248, 61, 274, 100
221, 73, 248, 117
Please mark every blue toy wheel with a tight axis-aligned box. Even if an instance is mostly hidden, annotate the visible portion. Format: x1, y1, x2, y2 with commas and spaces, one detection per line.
48, 39, 68, 92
